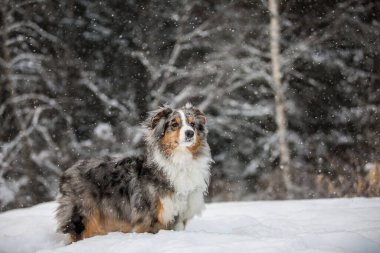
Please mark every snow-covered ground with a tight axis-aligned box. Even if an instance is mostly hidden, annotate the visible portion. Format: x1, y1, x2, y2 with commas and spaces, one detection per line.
0, 198, 379, 253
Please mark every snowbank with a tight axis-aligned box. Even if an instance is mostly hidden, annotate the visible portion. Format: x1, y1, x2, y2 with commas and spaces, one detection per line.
0, 198, 379, 253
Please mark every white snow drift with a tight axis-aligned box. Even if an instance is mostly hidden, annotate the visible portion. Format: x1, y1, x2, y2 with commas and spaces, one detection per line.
0, 198, 379, 253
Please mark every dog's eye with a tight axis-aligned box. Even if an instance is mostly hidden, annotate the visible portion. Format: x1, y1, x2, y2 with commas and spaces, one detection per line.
190, 122, 196, 128
171, 122, 179, 128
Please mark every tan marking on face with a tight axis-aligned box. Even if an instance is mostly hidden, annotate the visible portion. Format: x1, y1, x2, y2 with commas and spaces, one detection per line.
160, 128, 180, 157
175, 116, 181, 124
187, 132, 201, 157
188, 116, 194, 124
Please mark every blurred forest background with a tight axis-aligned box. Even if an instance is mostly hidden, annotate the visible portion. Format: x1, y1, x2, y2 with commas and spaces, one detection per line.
1, 0, 379, 211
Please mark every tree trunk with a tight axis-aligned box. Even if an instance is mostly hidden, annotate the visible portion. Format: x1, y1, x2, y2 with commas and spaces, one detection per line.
0, 5, 11, 105
268, 0, 292, 191
0, 4, 23, 136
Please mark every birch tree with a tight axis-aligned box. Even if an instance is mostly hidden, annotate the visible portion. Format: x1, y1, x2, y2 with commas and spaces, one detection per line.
268, 0, 292, 192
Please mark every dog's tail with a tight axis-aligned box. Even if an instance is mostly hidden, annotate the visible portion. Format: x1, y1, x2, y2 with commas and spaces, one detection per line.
56, 195, 85, 242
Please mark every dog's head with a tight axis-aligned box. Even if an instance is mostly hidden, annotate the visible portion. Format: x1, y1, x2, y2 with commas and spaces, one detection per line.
143, 103, 208, 158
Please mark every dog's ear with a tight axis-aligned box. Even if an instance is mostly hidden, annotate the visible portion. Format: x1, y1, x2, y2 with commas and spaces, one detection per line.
195, 108, 206, 125
192, 106, 206, 125
150, 106, 173, 129
143, 106, 173, 136
185, 102, 206, 125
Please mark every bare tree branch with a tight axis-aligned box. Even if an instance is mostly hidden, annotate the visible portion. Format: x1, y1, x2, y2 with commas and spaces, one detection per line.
13, 0, 45, 9
80, 74, 129, 116
6, 21, 59, 43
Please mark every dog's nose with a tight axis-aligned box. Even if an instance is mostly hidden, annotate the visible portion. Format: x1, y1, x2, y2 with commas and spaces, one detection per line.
185, 130, 194, 138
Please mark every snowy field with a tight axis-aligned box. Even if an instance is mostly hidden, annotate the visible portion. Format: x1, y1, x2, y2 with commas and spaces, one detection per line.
0, 198, 379, 253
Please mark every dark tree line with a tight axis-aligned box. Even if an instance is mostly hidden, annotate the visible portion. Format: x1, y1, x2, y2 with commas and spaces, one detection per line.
0, 0, 379, 210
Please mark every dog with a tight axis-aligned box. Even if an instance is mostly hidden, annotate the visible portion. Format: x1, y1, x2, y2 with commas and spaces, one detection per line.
56, 103, 212, 242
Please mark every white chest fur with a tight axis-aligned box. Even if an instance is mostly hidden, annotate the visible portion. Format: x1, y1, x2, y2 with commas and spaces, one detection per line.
153, 147, 211, 195
159, 189, 205, 228
153, 147, 211, 228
